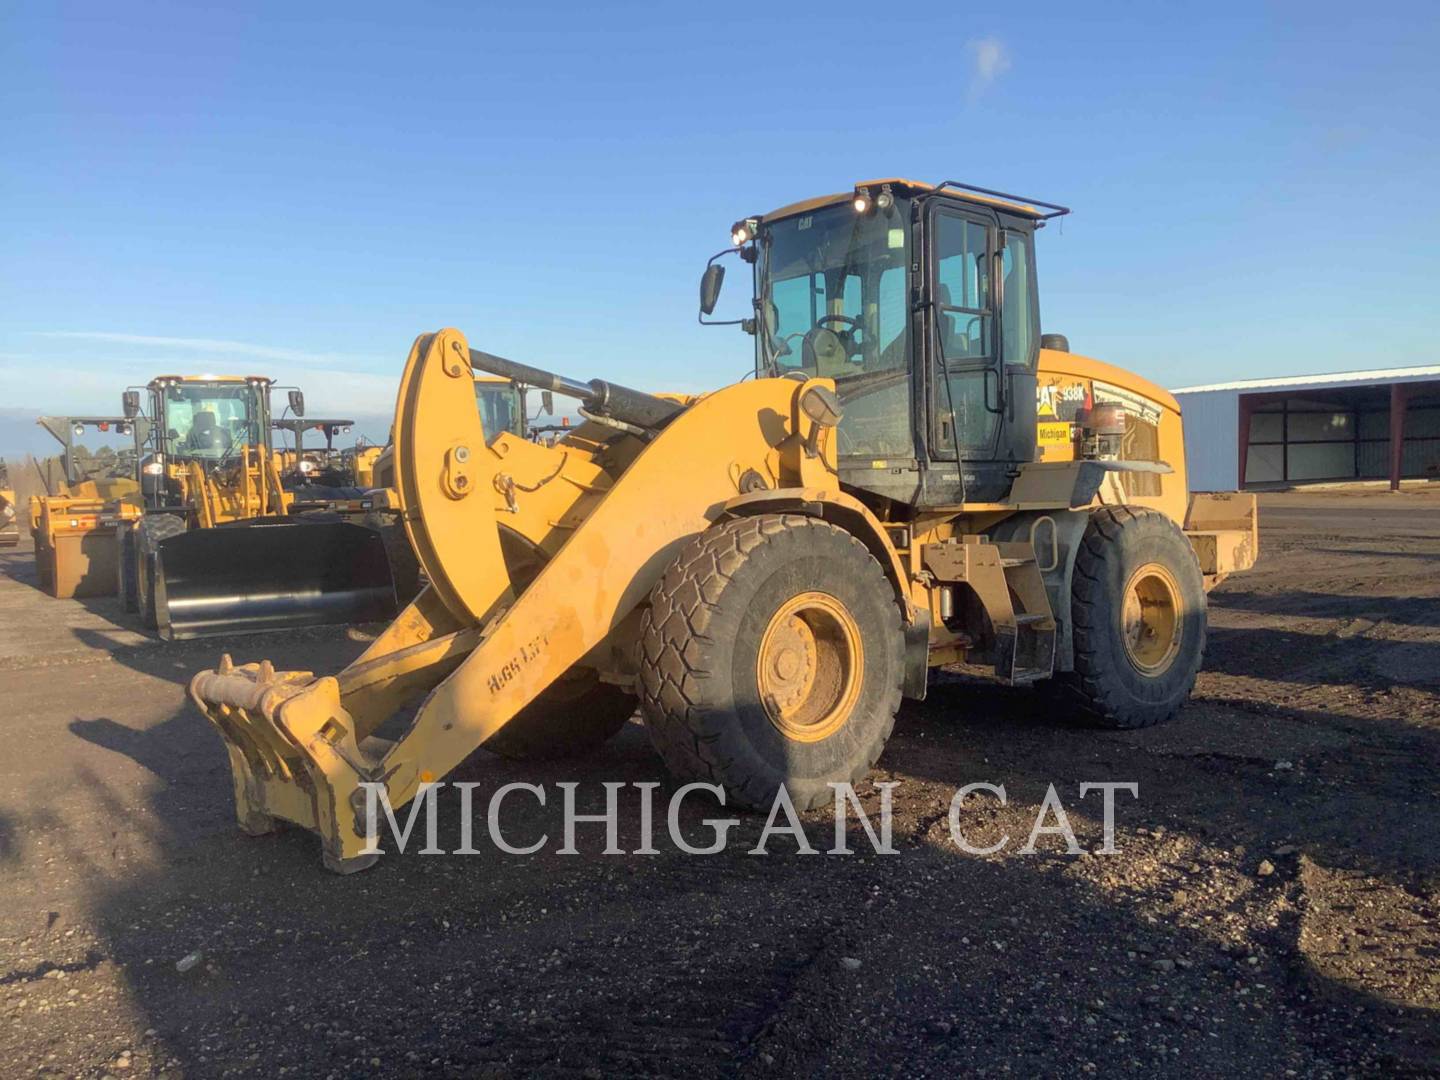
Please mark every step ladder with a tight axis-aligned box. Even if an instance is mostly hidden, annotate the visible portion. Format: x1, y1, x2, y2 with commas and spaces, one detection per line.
921, 536, 1057, 685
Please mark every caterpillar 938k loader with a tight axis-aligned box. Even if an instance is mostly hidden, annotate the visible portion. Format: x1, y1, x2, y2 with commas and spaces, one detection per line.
119, 375, 398, 638
190, 179, 1258, 872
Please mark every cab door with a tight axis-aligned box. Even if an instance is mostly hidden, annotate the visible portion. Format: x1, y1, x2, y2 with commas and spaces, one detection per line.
925, 204, 1039, 502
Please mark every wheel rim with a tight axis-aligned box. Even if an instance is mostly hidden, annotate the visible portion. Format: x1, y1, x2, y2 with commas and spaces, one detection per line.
756, 591, 864, 743
1121, 562, 1183, 675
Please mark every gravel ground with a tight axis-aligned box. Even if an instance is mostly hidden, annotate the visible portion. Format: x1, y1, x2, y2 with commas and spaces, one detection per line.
1, 488, 1437, 1078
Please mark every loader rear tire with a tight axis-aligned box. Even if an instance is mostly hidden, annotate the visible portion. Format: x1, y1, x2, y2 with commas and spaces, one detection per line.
482, 669, 636, 760
638, 514, 904, 811
1047, 506, 1206, 729
136, 514, 188, 630
362, 511, 420, 606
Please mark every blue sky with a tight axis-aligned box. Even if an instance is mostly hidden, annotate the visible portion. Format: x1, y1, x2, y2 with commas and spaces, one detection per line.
3, 1, 1437, 442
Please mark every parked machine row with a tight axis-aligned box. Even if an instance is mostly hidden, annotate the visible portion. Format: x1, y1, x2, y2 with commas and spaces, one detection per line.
25, 372, 541, 636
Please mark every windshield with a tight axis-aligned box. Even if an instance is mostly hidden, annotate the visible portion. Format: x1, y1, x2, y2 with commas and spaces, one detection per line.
159, 383, 264, 461
758, 203, 910, 378
757, 201, 913, 458
475, 382, 524, 441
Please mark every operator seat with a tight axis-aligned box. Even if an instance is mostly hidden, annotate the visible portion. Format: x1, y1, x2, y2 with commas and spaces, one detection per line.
186, 410, 232, 453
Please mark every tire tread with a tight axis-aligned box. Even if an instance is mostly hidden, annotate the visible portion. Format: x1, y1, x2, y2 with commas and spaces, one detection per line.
638, 514, 903, 809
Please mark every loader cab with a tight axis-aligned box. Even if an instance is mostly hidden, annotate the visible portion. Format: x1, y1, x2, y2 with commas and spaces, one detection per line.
126, 376, 274, 508
474, 378, 527, 441
738, 179, 1064, 508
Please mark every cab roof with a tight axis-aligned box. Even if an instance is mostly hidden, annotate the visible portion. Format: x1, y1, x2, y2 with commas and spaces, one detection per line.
148, 374, 271, 386
761, 178, 1068, 225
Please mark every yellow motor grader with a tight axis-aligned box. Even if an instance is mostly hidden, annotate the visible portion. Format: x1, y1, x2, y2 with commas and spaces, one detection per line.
118, 375, 398, 638
190, 179, 1258, 872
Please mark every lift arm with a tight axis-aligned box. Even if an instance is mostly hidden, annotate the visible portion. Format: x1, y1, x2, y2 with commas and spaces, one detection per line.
190, 328, 840, 870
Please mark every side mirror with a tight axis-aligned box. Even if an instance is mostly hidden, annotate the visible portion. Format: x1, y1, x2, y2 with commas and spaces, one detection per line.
700, 264, 725, 316
540, 390, 554, 416
122, 390, 141, 418
288, 390, 305, 417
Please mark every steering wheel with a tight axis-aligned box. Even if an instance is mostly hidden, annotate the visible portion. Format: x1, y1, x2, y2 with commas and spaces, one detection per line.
803, 314, 863, 374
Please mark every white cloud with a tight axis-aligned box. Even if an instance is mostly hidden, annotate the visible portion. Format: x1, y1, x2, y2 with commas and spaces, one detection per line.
31, 331, 384, 369
966, 37, 1011, 104
0, 351, 400, 417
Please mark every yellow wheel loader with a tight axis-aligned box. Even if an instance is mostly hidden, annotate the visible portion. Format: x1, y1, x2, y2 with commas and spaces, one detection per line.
272, 416, 362, 498
0, 459, 19, 549
361, 375, 542, 493
118, 376, 397, 638
27, 416, 143, 597
189, 179, 1258, 873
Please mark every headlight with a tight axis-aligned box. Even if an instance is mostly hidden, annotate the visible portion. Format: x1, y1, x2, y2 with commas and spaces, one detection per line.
142, 462, 165, 476
730, 217, 758, 246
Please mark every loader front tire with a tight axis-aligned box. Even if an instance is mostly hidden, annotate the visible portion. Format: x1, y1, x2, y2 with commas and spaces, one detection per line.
482, 669, 636, 760
1048, 506, 1207, 729
639, 514, 904, 811
135, 513, 188, 630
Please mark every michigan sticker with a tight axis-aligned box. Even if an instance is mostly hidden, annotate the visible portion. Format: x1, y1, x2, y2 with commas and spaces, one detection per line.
1037, 422, 1073, 446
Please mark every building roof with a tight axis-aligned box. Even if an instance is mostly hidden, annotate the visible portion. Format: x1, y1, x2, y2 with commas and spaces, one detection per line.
1173, 365, 1440, 396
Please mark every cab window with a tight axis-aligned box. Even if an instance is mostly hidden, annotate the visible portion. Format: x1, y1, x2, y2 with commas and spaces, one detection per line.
1001, 229, 1038, 369
935, 216, 991, 362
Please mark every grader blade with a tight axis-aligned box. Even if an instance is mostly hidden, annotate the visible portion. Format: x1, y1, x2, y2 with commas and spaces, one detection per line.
156, 518, 397, 640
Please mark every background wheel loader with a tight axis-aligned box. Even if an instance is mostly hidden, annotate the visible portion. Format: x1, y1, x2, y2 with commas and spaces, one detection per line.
272, 416, 365, 502
0, 459, 20, 549
356, 374, 549, 602
189, 179, 1258, 873
117, 375, 398, 639
27, 416, 143, 597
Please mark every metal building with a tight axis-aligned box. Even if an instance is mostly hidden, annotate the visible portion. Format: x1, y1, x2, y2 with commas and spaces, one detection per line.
1173, 366, 1440, 491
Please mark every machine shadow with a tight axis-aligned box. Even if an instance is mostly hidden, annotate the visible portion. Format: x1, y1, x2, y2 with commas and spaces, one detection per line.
0, 546, 42, 589
1214, 587, 1440, 629
45, 675, 1438, 1075
1202, 623, 1440, 687
904, 671, 1440, 887
1311, 547, 1440, 563
69, 622, 376, 687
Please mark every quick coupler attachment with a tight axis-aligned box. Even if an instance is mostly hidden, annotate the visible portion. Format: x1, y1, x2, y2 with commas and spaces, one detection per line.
188, 655, 384, 873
